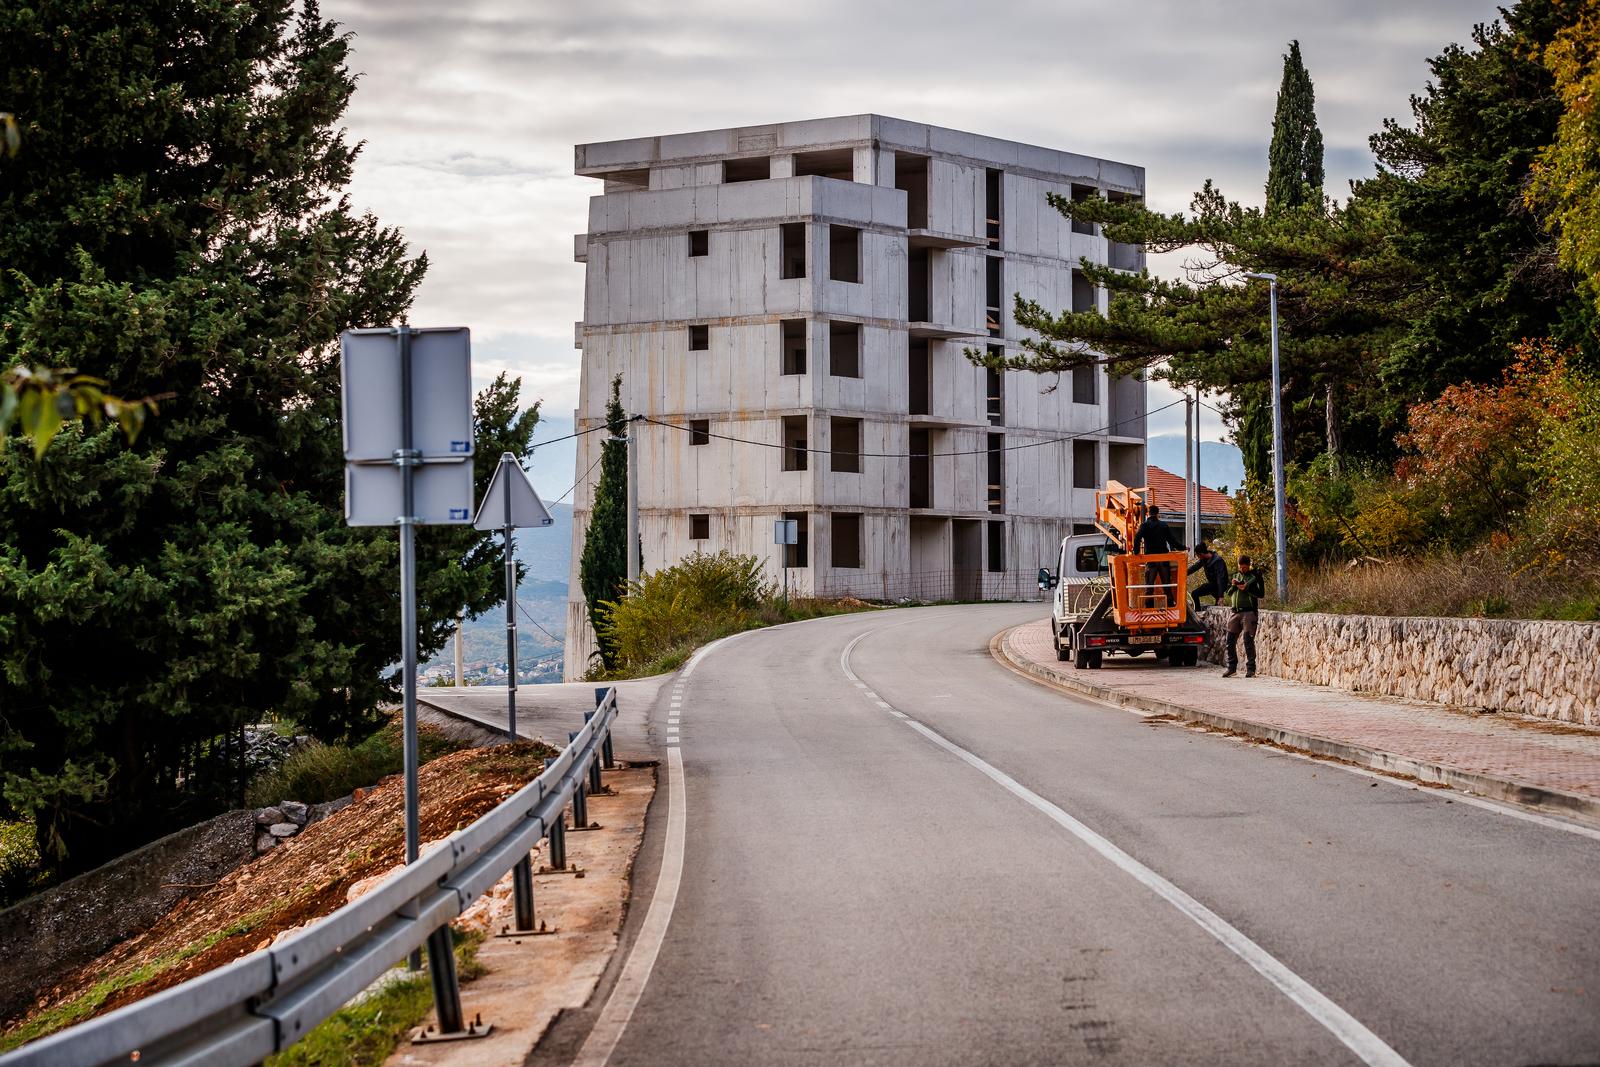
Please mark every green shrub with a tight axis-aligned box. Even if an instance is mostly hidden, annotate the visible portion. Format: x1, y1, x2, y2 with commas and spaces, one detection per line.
246, 719, 464, 807
590, 552, 874, 679
0, 818, 48, 908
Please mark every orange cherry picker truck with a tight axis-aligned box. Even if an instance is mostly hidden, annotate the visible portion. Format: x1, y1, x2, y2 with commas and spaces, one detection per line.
1046, 481, 1209, 669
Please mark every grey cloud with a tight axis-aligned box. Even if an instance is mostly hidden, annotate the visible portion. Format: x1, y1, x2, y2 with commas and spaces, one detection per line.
327, 0, 1507, 414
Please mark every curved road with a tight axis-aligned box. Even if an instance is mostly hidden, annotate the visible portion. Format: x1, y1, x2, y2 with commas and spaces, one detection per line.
535, 604, 1600, 1067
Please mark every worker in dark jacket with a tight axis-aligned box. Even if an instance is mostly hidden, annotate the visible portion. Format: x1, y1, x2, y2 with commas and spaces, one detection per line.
1132, 506, 1184, 607
1189, 542, 1229, 612
1223, 555, 1266, 678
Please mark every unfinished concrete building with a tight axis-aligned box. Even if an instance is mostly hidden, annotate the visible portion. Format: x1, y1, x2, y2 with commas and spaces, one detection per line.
563, 115, 1146, 677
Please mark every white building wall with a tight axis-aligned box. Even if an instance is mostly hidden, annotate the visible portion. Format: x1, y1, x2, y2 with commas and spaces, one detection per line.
564, 116, 1146, 677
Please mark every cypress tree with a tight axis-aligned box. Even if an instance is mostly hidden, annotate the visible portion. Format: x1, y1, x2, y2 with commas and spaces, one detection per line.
0, 0, 538, 872
1266, 41, 1326, 212
579, 376, 629, 671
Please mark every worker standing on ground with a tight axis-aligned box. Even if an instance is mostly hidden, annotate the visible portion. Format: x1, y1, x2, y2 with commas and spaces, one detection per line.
1190, 542, 1229, 613
1132, 505, 1184, 608
1223, 555, 1265, 678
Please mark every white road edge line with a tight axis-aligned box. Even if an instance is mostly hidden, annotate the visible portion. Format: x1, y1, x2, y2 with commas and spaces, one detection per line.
572, 630, 750, 1067
844, 628, 1412, 1067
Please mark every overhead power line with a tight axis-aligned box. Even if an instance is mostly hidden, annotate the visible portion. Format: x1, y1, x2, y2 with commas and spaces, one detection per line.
637, 397, 1186, 460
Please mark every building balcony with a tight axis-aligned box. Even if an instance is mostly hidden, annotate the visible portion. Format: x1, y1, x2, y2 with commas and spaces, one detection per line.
907, 321, 974, 340
907, 228, 985, 250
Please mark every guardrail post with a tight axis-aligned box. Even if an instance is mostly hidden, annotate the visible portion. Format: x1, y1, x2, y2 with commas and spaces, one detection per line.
546, 814, 567, 869
497, 853, 554, 938
425, 924, 466, 1034
593, 689, 617, 769
572, 779, 590, 828
583, 711, 611, 790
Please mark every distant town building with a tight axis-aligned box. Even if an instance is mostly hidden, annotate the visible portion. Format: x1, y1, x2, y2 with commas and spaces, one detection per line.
564, 116, 1147, 677
1143, 465, 1235, 538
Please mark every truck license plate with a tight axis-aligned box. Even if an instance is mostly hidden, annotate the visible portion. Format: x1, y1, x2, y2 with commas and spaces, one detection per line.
1130, 635, 1161, 645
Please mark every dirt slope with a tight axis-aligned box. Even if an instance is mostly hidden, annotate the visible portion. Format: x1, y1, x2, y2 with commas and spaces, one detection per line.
3, 741, 553, 1046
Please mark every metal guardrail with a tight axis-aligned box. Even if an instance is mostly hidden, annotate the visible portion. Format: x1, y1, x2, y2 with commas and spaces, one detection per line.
2, 688, 622, 1067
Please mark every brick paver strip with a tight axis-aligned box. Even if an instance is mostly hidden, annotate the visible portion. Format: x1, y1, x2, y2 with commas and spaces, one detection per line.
1001, 619, 1600, 821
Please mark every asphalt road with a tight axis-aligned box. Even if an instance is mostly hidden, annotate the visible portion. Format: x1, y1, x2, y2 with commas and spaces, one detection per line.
535, 604, 1600, 1067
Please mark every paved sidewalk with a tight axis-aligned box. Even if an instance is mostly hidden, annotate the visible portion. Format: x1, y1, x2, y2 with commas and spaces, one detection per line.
1001, 618, 1600, 824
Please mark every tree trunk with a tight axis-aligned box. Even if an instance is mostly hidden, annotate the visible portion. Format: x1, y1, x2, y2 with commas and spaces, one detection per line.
1325, 383, 1341, 458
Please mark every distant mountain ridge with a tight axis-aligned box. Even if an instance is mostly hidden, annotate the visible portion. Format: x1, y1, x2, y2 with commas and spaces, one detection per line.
1145, 436, 1245, 494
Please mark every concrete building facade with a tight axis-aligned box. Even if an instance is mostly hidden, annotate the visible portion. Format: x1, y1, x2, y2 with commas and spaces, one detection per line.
563, 115, 1146, 678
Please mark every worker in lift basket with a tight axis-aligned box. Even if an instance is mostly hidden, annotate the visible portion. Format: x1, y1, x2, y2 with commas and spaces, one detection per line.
1132, 505, 1184, 608
1222, 556, 1266, 678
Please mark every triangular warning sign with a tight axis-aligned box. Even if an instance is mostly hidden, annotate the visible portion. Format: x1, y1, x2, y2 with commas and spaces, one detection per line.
472, 452, 554, 531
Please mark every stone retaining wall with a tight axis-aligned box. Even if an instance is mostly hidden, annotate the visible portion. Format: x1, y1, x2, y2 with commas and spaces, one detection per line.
1199, 607, 1600, 726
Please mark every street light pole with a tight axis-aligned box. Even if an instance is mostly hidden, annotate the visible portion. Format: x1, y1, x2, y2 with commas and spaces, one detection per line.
1245, 272, 1289, 602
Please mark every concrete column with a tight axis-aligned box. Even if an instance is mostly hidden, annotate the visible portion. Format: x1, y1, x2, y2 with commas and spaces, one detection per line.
873, 148, 896, 188
770, 154, 795, 178
853, 146, 876, 185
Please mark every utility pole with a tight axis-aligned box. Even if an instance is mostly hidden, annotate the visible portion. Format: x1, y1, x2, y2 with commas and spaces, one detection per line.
1245, 272, 1290, 602
1184, 393, 1196, 551
625, 418, 640, 585
1194, 386, 1203, 539
453, 611, 464, 687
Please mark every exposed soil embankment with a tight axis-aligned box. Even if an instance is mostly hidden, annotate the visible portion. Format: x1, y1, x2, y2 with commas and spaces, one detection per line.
2, 741, 554, 1051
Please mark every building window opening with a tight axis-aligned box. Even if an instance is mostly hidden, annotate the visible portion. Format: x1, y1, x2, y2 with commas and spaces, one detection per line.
781, 319, 807, 375
793, 149, 853, 180
724, 157, 770, 183
780, 223, 807, 280
784, 511, 810, 567
688, 230, 709, 257
829, 225, 861, 283
986, 356, 1004, 426
832, 513, 862, 568
782, 415, 808, 471
908, 246, 930, 321
1072, 363, 1097, 405
895, 153, 930, 229
1073, 439, 1098, 489
987, 433, 1004, 513
830, 417, 862, 474
986, 169, 1003, 248
986, 256, 1003, 337
829, 321, 861, 378
689, 419, 710, 446
690, 513, 710, 540
910, 428, 932, 508
987, 520, 1005, 573
688, 324, 709, 351
1071, 269, 1097, 315
909, 337, 931, 416
1070, 184, 1098, 236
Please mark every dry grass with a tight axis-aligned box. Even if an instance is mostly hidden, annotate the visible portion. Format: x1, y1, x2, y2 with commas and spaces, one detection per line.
1285, 549, 1600, 621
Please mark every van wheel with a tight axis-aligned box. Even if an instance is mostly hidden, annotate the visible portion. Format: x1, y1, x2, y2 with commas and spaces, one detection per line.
1089, 651, 1104, 669
1073, 649, 1090, 669
1056, 637, 1070, 662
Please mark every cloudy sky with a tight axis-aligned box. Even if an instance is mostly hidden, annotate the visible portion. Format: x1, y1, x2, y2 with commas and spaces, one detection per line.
325, 0, 1505, 496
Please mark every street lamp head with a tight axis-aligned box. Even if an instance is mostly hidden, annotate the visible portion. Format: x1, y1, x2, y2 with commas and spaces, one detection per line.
1244, 271, 1278, 282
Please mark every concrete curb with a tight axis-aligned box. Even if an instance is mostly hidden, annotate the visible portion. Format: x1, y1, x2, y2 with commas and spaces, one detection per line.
993, 626, 1600, 830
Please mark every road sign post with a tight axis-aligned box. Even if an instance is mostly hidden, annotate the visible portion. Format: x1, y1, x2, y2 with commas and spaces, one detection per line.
774, 519, 798, 604
472, 451, 554, 743
340, 325, 476, 1027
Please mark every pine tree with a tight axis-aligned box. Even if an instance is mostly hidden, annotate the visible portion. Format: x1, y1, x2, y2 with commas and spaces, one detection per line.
0, 0, 538, 872
1266, 41, 1326, 213
579, 376, 629, 671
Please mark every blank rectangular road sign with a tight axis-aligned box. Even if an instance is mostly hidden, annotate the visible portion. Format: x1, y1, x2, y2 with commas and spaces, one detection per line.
345, 461, 475, 526
341, 327, 474, 462
774, 519, 798, 545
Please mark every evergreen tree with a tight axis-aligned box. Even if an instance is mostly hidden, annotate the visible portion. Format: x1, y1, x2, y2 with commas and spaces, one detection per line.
0, 0, 537, 871
1362, 0, 1599, 395
1266, 41, 1326, 213
579, 376, 629, 671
